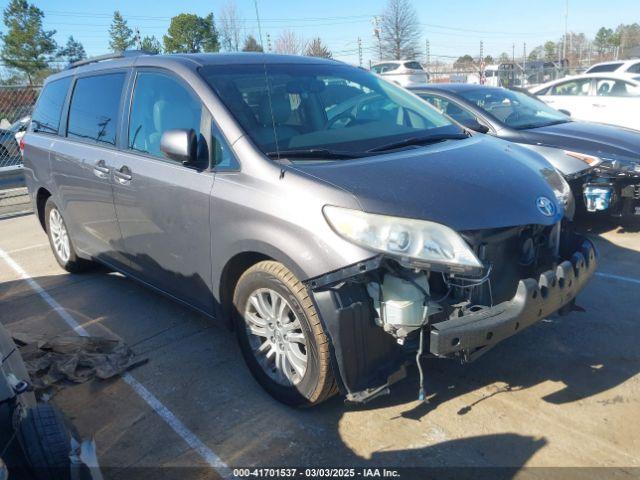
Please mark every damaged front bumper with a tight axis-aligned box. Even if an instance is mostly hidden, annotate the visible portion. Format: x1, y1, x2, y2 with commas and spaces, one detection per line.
430, 239, 596, 360
309, 235, 597, 403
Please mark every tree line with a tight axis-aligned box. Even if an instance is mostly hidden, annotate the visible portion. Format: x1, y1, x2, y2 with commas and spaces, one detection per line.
0, 0, 335, 85
453, 24, 640, 72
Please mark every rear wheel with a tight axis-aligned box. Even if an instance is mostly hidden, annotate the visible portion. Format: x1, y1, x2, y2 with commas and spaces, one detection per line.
233, 261, 337, 406
44, 199, 94, 273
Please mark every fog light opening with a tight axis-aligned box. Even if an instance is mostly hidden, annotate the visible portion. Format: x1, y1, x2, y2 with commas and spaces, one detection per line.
583, 184, 613, 212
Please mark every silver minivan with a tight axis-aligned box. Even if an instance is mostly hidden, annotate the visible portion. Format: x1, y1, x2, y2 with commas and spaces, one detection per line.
23, 52, 596, 406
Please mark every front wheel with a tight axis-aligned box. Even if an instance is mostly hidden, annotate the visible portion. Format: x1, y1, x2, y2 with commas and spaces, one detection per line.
44, 199, 94, 273
233, 261, 337, 406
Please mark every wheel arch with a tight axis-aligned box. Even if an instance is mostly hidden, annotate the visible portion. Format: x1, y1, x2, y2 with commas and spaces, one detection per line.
216, 244, 309, 328
35, 187, 52, 231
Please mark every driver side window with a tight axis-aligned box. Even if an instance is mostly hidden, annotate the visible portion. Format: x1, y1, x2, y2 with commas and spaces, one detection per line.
421, 94, 478, 125
128, 72, 203, 161
549, 79, 591, 96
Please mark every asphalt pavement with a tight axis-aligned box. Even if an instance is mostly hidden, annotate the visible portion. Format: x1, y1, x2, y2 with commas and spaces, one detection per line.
1, 211, 639, 479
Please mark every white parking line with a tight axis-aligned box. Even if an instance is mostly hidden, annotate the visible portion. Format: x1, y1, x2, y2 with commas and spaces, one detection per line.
0, 248, 231, 478
6, 242, 50, 255
596, 272, 640, 286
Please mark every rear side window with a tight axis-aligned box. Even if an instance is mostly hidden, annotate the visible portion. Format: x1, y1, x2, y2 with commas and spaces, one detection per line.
128, 72, 202, 159
586, 63, 622, 73
32, 77, 71, 134
67, 73, 125, 146
404, 61, 423, 70
627, 63, 640, 74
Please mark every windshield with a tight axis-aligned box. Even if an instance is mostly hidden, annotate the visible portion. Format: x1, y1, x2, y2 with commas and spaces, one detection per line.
9, 117, 28, 133
458, 88, 570, 130
200, 63, 460, 158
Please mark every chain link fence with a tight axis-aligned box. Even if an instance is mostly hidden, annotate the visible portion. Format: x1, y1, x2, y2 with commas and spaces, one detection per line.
427, 64, 586, 89
0, 85, 40, 169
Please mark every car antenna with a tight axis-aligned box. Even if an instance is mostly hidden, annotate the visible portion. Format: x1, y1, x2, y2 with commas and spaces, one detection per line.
254, 0, 282, 171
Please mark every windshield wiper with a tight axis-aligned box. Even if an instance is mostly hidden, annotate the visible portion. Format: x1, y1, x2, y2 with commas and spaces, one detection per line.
366, 132, 469, 153
515, 119, 571, 130
265, 148, 361, 160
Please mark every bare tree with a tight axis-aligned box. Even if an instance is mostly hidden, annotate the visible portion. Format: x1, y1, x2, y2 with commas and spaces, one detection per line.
274, 29, 306, 55
219, 1, 243, 52
379, 0, 421, 60
305, 37, 332, 58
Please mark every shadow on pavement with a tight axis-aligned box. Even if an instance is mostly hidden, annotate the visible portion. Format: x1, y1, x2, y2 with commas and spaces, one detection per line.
0, 223, 638, 475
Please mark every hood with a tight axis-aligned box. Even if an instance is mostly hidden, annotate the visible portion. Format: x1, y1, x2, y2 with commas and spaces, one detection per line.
518, 121, 640, 158
291, 136, 564, 231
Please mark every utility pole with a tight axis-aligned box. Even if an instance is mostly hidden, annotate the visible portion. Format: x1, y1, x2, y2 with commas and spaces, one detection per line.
358, 37, 363, 67
512, 43, 515, 63
479, 40, 485, 85
523, 42, 527, 86
425, 39, 430, 66
372, 16, 382, 60
563, 0, 568, 61
133, 27, 141, 49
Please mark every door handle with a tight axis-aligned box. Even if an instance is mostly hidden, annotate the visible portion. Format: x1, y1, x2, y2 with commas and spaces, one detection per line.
93, 159, 110, 178
114, 165, 132, 185
592, 103, 606, 108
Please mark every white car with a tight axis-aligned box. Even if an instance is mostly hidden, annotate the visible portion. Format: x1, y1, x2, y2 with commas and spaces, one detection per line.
530, 73, 640, 131
585, 59, 640, 74
370, 60, 429, 86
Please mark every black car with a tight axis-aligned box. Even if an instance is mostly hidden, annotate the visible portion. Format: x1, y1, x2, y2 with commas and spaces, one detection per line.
0, 116, 29, 168
410, 84, 640, 219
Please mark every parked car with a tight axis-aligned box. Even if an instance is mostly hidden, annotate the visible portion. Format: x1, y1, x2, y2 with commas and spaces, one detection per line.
585, 59, 640, 74
370, 60, 429, 86
0, 116, 29, 167
410, 84, 640, 219
23, 52, 596, 406
529, 73, 640, 131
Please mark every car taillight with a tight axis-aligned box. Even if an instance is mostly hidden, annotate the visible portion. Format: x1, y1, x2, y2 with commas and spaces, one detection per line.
19, 137, 25, 155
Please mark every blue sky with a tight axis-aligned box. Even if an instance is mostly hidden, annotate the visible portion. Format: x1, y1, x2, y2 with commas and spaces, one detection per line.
14, 0, 640, 65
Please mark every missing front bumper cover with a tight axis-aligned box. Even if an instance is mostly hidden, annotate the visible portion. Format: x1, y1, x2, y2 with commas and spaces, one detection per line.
309, 235, 597, 403
429, 239, 596, 360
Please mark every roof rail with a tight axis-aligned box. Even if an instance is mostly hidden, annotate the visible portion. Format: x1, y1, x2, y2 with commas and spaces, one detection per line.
66, 50, 153, 70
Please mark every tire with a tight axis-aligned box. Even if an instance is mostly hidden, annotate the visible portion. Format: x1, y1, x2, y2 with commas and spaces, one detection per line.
233, 261, 337, 406
44, 198, 94, 273
17, 404, 72, 480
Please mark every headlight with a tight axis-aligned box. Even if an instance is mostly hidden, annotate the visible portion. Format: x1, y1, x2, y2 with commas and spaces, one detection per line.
323, 206, 483, 272
542, 168, 572, 207
564, 150, 601, 166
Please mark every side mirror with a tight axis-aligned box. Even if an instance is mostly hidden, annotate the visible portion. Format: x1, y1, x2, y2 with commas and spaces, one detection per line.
160, 129, 197, 165
460, 118, 490, 134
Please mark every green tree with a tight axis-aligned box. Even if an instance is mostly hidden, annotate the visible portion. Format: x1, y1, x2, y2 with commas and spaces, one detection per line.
58, 35, 86, 64
305, 37, 332, 58
242, 35, 263, 52
498, 52, 510, 63
0, 0, 57, 85
593, 27, 615, 56
543, 41, 557, 61
528, 46, 543, 62
109, 11, 134, 52
453, 54, 475, 70
483, 55, 494, 64
163, 13, 219, 53
140, 35, 162, 54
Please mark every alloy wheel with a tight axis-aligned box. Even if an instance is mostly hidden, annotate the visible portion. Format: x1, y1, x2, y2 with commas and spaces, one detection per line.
49, 208, 70, 263
244, 288, 308, 386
